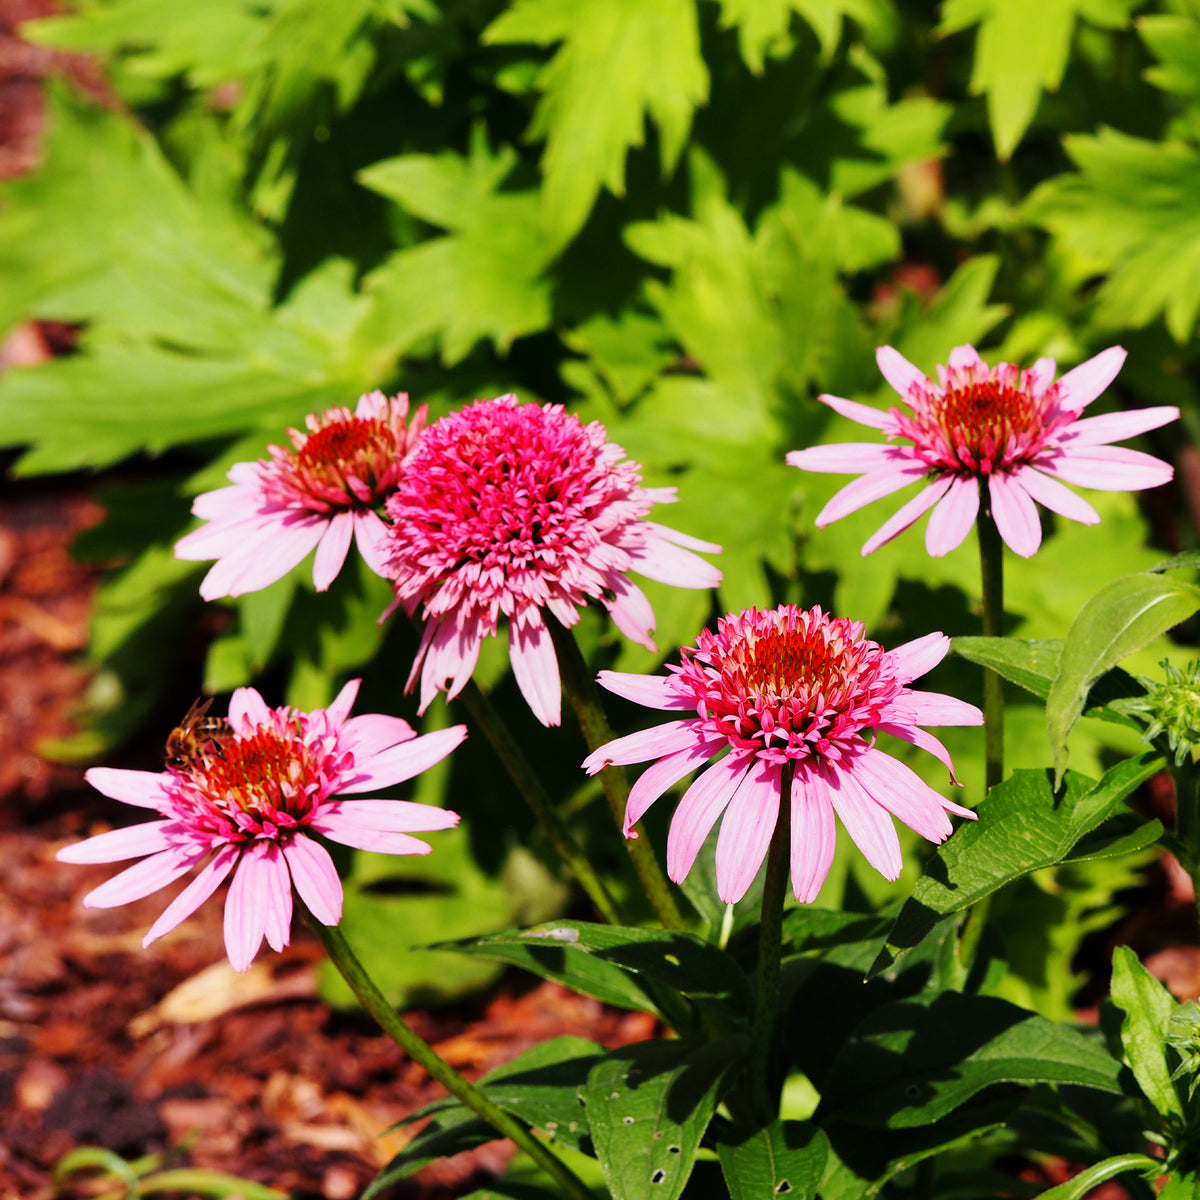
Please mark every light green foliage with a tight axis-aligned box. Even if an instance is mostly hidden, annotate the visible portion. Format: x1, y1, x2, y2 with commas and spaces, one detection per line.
485, 0, 709, 253
1111, 945, 1185, 1121
939, 0, 1130, 160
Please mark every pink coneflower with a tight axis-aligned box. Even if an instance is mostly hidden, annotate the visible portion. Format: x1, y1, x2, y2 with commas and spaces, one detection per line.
788, 345, 1178, 558
382, 395, 722, 727
582, 605, 981, 904
176, 391, 426, 600
57, 681, 465, 971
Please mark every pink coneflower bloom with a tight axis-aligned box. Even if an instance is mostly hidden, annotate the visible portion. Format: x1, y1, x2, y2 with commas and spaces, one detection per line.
582, 605, 981, 904
788, 345, 1178, 558
176, 391, 426, 600
57, 681, 465, 972
382, 394, 722, 727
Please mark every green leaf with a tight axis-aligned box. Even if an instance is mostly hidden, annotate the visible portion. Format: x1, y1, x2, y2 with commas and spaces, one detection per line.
1138, 14, 1200, 101
1110, 945, 1184, 1121
436, 920, 753, 1019
1031, 1153, 1161, 1200
716, 1120, 828, 1200
938, 0, 1128, 160
1046, 572, 1200, 782
485, 0, 708, 252
953, 636, 1063, 700
1025, 128, 1200, 341
357, 135, 554, 364
823, 991, 1123, 1128
363, 1106, 491, 1196
713, 0, 896, 72
870, 758, 1165, 977
580, 1039, 744, 1200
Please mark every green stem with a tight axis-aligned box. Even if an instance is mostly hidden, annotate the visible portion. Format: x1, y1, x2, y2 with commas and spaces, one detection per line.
977, 481, 1005, 794
748, 760, 793, 1124
1171, 764, 1200, 932
306, 914, 594, 1200
548, 620, 688, 932
456, 676, 626, 926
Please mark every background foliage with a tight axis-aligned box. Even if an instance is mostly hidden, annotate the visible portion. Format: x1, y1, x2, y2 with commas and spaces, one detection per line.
5, 0, 1198, 1022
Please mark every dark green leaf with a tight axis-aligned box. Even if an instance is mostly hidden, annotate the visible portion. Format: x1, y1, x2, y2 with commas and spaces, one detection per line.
716, 1120, 828, 1200
823, 992, 1122, 1128
1047, 573, 1200, 781
580, 1039, 744, 1200
1110, 945, 1184, 1121
952, 636, 1062, 700
1032, 1153, 1162, 1200
363, 1106, 492, 1197
871, 757, 1165, 977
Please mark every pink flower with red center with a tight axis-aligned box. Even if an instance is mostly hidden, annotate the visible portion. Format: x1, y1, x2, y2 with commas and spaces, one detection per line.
582, 605, 981, 904
788, 345, 1178, 558
176, 391, 426, 600
57, 681, 465, 971
382, 394, 722, 727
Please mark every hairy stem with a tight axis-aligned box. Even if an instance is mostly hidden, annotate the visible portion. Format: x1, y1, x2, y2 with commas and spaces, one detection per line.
307, 914, 594, 1200
548, 620, 688, 932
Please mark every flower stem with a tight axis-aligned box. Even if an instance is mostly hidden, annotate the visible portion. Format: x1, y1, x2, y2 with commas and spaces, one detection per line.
456, 676, 627, 927
748, 760, 793, 1124
977, 481, 1005, 794
305, 913, 595, 1200
547, 620, 688, 932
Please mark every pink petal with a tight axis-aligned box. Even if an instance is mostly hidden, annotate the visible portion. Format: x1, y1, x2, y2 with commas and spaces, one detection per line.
624, 737, 727, 833
988, 472, 1042, 557
714, 759, 780, 903
603, 575, 657, 651
1057, 346, 1126, 412
787, 443, 900, 473
57, 821, 173, 864
818, 392, 892, 430
143, 845, 240, 947
641, 522, 722, 555
666, 751, 752, 883
190, 483, 261, 521
1026, 356, 1057, 399
582, 719, 701, 774
314, 798, 460, 835
861, 477, 952, 555
596, 670, 690, 711
199, 517, 327, 600
889, 689, 984, 727
174, 509, 279, 558
790, 765, 836, 903
417, 618, 483, 712
876, 346, 927, 401
313, 511, 355, 591
629, 533, 722, 590
878, 721, 963, 783
1061, 406, 1179, 447
84, 767, 172, 809
821, 763, 903, 882
82, 845, 203, 908
342, 725, 467, 791
354, 509, 392, 578
925, 475, 979, 557
283, 835, 342, 926
224, 843, 274, 971
846, 749, 955, 843
1046, 445, 1174, 490
946, 345, 984, 370
229, 687, 272, 730
886, 632, 950, 683
263, 843, 295, 953
509, 614, 562, 727
317, 826, 436, 855
1013, 468, 1098, 525
325, 678, 362, 728
339, 712, 417, 759
816, 462, 929, 525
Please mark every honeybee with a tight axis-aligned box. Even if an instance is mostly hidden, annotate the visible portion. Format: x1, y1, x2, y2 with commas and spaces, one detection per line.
165, 697, 233, 773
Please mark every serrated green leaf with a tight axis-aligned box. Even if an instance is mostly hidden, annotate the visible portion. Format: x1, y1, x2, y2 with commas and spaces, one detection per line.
1025, 129, 1200, 342
485, 0, 708, 252
1110, 945, 1185, 1121
713, 0, 896, 72
939, 0, 1128, 160
823, 991, 1122, 1128
1138, 14, 1200, 101
581, 1039, 743, 1200
716, 1120, 828, 1200
870, 758, 1165, 977
1047, 572, 1200, 781
358, 137, 554, 364
953, 636, 1064, 700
